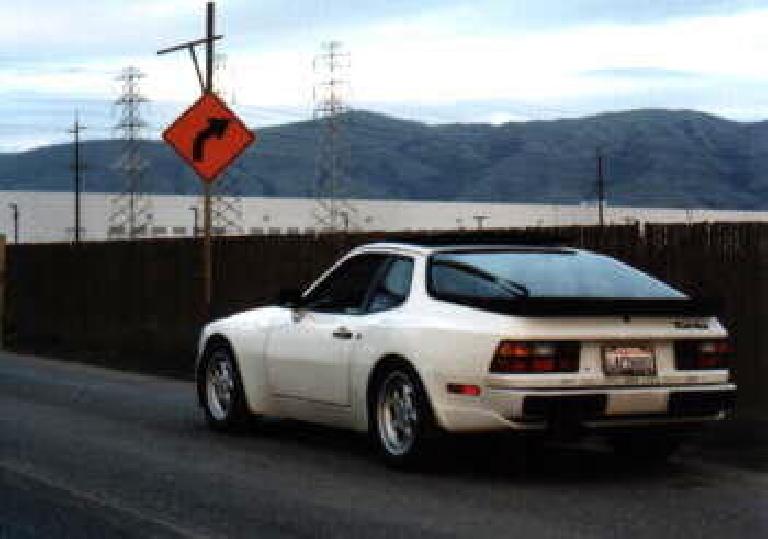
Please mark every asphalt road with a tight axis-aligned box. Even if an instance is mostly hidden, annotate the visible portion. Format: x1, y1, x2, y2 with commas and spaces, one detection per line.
1, 351, 766, 538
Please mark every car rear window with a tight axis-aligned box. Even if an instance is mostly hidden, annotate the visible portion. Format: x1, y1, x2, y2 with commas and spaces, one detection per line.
428, 251, 687, 299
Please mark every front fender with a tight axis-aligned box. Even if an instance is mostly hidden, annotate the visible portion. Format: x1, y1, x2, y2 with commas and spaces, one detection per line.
197, 307, 290, 415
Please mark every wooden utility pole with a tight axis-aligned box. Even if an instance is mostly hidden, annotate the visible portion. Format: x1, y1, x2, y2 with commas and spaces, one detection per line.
68, 113, 86, 244
596, 147, 605, 228
203, 1, 214, 314
157, 1, 222, 318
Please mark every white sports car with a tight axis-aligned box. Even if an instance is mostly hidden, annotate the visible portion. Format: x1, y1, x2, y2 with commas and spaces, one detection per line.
196, 243, 736, 466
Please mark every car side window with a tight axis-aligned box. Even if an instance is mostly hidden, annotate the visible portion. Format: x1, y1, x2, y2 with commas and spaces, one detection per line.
303, 254, 389, 314
430, 263, 516, 298
366, 257, 414, 313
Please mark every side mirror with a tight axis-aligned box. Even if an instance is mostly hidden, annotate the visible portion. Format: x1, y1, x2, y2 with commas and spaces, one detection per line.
278, 288, 304, 308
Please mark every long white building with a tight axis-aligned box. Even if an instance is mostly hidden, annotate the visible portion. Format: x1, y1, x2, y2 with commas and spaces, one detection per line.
1, 190, 767, 244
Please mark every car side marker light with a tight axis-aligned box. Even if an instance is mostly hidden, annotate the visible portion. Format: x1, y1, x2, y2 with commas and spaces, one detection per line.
447, 383, 482, 396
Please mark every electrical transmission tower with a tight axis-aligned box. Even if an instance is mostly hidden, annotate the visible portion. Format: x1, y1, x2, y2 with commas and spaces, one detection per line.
109, 66, 152, 239
312, 41, 358, 231
209, 52, 245, 235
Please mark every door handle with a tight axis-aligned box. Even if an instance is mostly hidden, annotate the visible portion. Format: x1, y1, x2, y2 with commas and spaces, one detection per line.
332, 327, 354, 340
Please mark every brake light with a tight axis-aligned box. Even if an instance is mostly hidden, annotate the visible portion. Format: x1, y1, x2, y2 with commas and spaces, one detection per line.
674, 339, 731, 370
490, 341, 580, 373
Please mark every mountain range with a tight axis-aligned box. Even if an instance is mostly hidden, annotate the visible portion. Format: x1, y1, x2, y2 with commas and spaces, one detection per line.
0, 108, 765, 209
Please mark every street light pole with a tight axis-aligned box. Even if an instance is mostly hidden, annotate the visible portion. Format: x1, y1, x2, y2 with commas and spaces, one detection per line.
189, 206, 199, 237
8, 203, 18, 244
340, 211, 349, 232
472, 215, 489, 230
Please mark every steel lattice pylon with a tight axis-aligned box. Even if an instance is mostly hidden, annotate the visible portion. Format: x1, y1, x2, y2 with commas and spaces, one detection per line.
312, 41, 358, 232
209, 52, 245, 235
109, 66, 152, 239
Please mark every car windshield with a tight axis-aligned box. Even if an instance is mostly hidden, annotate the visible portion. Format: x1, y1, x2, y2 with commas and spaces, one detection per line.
429, 250, 687, 299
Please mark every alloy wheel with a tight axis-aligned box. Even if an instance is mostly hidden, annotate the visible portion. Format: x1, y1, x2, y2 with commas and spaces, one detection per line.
206, 350, 236, 421
377, 371, 419, 457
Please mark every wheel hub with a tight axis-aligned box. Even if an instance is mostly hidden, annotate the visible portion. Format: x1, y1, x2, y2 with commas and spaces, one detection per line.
377, 372, 418, 456
206, 353, 235, 420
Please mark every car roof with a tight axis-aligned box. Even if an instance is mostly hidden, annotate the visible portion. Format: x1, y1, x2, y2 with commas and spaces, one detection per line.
350, 242, 579, 257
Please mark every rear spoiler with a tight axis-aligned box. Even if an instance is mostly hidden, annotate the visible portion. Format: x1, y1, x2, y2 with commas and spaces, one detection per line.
433, 295, 722, 317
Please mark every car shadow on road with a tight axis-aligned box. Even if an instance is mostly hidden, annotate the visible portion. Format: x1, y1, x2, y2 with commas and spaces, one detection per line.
197, 415, 706, 487
421, 433, 708, 488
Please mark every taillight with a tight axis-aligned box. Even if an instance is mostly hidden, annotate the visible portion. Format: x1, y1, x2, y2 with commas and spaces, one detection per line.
674, 339, 731, 370
490, 341, 580, 373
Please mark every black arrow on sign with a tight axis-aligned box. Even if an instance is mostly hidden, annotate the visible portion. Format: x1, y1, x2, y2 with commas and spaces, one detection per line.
192, 118, 231, 162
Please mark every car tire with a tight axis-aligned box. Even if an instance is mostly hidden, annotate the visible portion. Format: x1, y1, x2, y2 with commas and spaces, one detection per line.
609, 432, 681, 464
199, 344, 250, 432
370, 365, 437, 469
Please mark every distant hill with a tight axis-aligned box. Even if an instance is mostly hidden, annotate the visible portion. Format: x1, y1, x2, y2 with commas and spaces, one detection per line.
0, 108, 766, 209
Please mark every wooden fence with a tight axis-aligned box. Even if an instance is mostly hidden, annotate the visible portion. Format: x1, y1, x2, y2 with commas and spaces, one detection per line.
3, 223, 766, 409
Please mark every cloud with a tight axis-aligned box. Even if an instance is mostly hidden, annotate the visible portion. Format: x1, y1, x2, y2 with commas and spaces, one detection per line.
1, 0, 761, 62
0, 0, 198, 61
222, 1, 764, 44
484, 0, 760, 28
2, 0, 768, 150
583, 67, 699, 79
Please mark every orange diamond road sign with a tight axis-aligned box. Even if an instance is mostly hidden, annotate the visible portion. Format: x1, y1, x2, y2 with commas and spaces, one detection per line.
163, 92, 256, 183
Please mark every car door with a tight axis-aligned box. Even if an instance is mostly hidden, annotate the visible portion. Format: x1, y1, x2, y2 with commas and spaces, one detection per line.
265, 254, 390, 406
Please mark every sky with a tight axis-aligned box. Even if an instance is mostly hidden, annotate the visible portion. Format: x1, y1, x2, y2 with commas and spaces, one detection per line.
2, 0, 768, 151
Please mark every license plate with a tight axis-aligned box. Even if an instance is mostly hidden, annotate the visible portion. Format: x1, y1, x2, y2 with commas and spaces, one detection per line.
603, 345, 656, 376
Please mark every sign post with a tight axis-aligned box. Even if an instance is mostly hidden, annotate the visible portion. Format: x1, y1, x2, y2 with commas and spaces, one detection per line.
203, 1, 214, 318
158, 1, 255, 319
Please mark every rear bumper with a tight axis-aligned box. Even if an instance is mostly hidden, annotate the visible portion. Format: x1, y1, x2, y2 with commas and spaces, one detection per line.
435, 383, 737, 432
